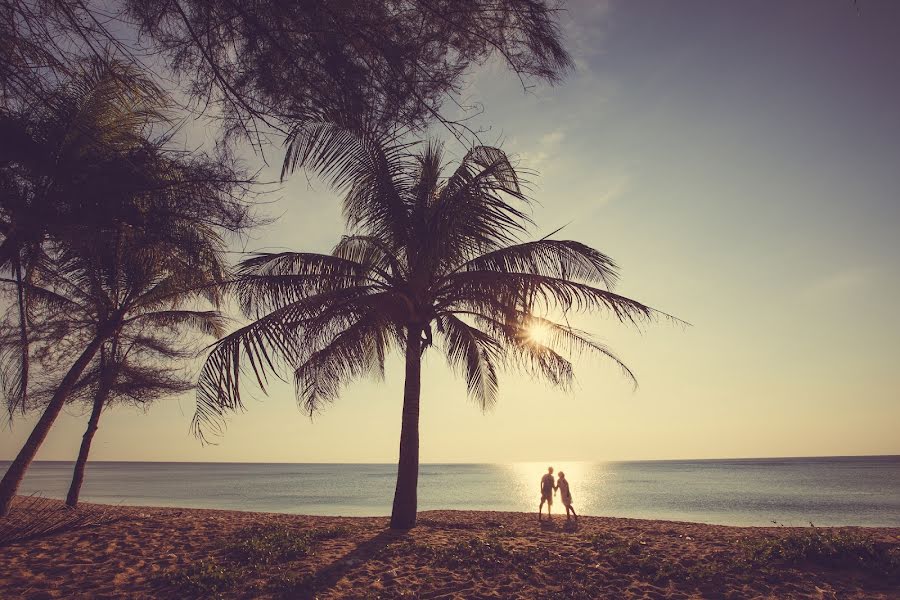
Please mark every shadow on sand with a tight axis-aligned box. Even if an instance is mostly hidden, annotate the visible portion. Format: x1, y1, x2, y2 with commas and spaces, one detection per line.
538, 518, 580, 533
304, 528, 408, 597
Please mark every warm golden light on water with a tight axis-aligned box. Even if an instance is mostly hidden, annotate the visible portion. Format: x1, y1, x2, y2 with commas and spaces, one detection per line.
509, 461, 602, 512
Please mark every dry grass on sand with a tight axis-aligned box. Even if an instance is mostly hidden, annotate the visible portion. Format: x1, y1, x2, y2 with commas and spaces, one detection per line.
0, 498, 898, 599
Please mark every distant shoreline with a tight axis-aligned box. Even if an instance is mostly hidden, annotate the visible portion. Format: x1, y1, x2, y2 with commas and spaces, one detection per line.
5, 454, 899, 465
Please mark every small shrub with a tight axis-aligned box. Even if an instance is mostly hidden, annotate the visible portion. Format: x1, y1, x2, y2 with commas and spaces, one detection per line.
227, 525, 349, 566
162, 558, 243, 599
433, 538, 513, 569
587, 532, 621, 549
401, 537, 551, 577
228, 526, 313, 565
737, 527, 900, 579
313, 525, 352, 540
269, 570, 317, 599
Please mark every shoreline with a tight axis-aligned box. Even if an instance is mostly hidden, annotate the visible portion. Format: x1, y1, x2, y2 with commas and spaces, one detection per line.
3, 495, 899, 529
2, 499, 898, 599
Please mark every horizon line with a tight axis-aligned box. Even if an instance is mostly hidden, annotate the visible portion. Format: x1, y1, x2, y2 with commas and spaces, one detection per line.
5, 453, 898, 465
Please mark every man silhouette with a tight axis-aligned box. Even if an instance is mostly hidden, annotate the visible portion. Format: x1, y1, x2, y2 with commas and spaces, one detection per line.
538, 466, 556, 521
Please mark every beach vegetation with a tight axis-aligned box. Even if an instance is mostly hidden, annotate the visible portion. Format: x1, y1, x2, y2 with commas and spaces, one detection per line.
227, 524, 349, 565
736, 526, 900, 579
227, 525, 314, 564
267, 570, 318, 598
162, 558, 244, 599
385, 535, 552, 578
3, 0, 572, 152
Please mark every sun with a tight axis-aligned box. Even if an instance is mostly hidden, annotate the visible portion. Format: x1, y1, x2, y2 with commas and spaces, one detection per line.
525, 321, 552, 346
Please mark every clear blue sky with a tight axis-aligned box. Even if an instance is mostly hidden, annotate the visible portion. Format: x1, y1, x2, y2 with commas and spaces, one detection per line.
3, 0, 898, 463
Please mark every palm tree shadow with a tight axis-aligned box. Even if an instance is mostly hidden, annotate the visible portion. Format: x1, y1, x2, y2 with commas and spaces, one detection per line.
307, 528, 408, 597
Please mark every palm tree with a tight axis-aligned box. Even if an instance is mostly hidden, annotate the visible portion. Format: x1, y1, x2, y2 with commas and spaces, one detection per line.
0, 220, 227, 516
194, 126, 676, 529
21, 307, 214, 508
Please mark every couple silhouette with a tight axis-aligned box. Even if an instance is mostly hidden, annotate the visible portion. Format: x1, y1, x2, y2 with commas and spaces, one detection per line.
538, 466, 577, 522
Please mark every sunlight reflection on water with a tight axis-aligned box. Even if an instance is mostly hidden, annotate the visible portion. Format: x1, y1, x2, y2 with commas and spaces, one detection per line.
6, 457, 899, 526
509, 461, 603, 512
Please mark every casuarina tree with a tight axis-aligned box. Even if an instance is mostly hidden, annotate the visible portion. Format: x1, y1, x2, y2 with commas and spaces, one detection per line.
0, 57, 254, 517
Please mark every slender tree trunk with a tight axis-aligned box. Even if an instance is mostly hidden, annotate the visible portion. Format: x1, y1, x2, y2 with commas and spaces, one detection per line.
66, 347, 113, 508
13, 258, 29, 412
390, 326, 422, 529
0, 334, 105, 517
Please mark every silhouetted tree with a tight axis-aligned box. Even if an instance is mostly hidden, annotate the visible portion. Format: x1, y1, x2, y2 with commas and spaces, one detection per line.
21, 299, 214, 508
0, 56, 167, 418
0, 56, 255, 416
193, 127, 676, 529
0, 215, 228, 516
0, 56, 254, 517
125, 0, 572, 141
2, 1, 573, 146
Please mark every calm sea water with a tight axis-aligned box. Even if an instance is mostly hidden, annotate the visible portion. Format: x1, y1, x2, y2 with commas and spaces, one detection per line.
3, 456, 898, 526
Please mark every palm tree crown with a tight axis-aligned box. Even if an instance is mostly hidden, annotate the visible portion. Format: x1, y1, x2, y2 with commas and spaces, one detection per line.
194, 124, 674, 528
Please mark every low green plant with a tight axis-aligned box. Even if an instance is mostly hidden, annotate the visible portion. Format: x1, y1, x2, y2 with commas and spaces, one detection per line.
268, 570, 318, 598
227, 525, 351, 565
737, 526, 900, 578
162, 558, 244, 599
398, 536, 551, 578
228, 526, 314, 564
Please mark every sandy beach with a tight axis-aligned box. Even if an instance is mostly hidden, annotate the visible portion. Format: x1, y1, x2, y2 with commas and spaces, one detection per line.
1, 498, 897, 599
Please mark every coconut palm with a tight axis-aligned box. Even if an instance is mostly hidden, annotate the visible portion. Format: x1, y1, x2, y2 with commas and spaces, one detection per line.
0, 218, 228, 516
194, 126, 675, 529
21, 310, 213, 508
69, 333, 207, 508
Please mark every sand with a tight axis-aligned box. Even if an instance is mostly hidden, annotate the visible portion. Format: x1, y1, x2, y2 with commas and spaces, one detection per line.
0, 498, 897, 599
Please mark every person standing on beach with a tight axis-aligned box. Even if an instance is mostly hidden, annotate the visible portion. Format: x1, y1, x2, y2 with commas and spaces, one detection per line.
557, 472, 577, 521
539, 466, 556, 521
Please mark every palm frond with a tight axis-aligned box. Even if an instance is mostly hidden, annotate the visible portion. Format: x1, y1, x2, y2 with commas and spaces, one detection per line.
281, 120, 413, 243
333, 236, 405, 281
293, 311, 390, 414
436, 314, 501, 411
235, 251, 383, 317
429, 146, 534, 267
458, 240, 620, 289
440, 272, 665, 326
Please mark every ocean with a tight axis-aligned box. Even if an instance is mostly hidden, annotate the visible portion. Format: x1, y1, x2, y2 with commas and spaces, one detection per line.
3, 456, 898, 527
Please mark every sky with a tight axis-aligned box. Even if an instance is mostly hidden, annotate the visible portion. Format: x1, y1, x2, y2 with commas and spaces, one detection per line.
2, 0, 899, 464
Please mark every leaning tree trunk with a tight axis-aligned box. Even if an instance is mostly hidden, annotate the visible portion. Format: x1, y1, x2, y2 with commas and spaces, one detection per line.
390, 326, 422, 529
66, 346, 114, 508
12, 258, 29, 413
0, 334, 105, 517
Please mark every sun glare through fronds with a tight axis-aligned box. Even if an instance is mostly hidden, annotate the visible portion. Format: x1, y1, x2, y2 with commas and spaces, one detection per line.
525, 321, 552, 346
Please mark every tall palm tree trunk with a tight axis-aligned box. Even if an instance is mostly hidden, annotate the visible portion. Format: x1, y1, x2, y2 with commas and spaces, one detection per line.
390, 327, 422, 529
65, 346, 113, 508
0, 335, 105, 517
